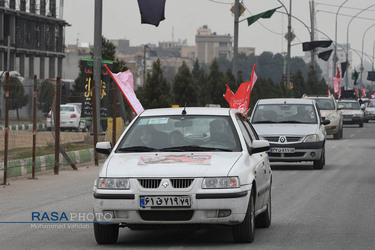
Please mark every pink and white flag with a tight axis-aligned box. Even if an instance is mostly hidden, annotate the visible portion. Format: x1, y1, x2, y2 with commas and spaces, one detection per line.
105, 65, 144, 115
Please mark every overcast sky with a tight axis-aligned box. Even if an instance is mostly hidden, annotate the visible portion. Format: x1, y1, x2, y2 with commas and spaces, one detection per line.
63, 0, 375, 67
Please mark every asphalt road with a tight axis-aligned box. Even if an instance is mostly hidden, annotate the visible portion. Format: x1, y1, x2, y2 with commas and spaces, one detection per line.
1, 122, 375, 250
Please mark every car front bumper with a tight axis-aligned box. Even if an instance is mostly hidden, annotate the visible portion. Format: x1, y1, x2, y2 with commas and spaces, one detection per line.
267, 141, 324, 162
93, 188, 250, 226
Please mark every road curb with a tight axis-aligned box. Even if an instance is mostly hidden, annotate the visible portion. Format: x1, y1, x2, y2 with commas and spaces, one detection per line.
0, 148, 97, 180
0, 123, 46, 131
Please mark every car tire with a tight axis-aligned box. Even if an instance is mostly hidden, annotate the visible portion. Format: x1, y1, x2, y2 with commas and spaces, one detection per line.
339, 126, 343, 139
313, 148, 325, 169
232, 191, 255, 243
94, 223, 119, 244
359, 121, 364, 127
255, 187, 271, 228
333, 129, 340, 140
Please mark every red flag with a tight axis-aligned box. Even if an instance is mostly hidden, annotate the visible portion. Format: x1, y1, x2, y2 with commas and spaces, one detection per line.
361, 86, 366, 98
336, 67, 340, 78
104, 65, 144, 115
227, 65, 257, 113
327, 89, 331, 97
223, 84, 234, 103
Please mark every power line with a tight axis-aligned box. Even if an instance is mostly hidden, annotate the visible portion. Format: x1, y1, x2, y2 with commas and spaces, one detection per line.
207, 0, 233, 5
315, 2, 375, 13
316, 10, 375, 22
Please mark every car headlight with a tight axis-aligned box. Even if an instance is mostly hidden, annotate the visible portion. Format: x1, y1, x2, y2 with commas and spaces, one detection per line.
98, 178, 130, 189
202, 177, 240, 189
303, 134, 320, 142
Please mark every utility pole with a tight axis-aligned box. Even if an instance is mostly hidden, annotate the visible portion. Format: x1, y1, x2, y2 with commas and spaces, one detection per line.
232, 0, 240, 84
94, 0, 103, 133
309, 0, 315, 69
286, 0, 292, 94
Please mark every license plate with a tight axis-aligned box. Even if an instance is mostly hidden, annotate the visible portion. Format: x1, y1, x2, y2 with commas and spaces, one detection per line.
270, 147, 295, 153
140, 196, 191, 208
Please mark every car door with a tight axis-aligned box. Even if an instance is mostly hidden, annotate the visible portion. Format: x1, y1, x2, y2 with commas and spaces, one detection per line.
236, 115, 269, 210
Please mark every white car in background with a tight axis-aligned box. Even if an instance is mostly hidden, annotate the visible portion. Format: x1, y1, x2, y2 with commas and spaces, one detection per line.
250, 98, 329, 169
303, 95, 344, 139
364, 99, 375, 122
46, 104, 82, 131
338, 100, 365, 127
93, 107, 272, 244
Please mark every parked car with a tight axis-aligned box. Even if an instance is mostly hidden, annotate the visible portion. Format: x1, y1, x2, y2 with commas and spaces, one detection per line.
93, 107, 272, 244
65, 102, 91, 131
250, 98, 329, 169
302, 95, 343, 139
364, 99, 375, 122
338, 99, 365, 127
46, 104, 82, 131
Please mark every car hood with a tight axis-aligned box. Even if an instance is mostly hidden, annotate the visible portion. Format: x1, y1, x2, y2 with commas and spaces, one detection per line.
102, 152, 243, 178
253, 123, 319, 137
320, 110, 336, 117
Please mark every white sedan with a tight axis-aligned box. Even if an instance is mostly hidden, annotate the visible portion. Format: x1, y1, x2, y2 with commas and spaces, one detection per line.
46, 104, 82, 131
93, 107, 272, 244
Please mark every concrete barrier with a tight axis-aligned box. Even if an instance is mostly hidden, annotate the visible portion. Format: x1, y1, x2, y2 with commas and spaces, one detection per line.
0, 148, 98, 180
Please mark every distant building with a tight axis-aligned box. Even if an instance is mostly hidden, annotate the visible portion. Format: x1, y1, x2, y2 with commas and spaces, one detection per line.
195, 25, 233, 64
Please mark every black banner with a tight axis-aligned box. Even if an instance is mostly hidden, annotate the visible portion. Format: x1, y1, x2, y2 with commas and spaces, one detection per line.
367, 71, 375, 81
81, 58, 113, 121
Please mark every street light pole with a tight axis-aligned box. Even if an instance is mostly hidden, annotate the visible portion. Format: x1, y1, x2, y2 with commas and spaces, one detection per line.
233, 0, 240, 84
345, 4, 375, 89
333, 0, 349, 85
361, 23, 375, 87
143, 45, 148, 86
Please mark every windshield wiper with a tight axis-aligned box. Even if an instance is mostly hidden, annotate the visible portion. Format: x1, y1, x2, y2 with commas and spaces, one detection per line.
160, 145, 232, 152
279, 120, 304, 124
117, 146, 156, 152
252, 120, 276, 124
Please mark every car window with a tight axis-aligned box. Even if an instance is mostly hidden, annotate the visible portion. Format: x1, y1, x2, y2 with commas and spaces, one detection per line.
116, 115, 241, 152
315, 99, 335, 110
251, 104, 317, 124
61, 106, 75, 112
368, 101, 375, 107
338, 101, 360, 110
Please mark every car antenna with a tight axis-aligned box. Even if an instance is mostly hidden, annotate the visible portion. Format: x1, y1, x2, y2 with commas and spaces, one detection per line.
182, 102, 187, 115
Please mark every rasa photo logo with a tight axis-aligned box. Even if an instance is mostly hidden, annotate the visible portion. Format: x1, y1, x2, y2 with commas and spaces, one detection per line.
30, 211, 113, 229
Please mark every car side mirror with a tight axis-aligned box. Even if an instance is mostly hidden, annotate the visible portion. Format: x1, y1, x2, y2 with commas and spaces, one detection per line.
322, 119, 330, 125
251, 139, 270, 154
96, 141, 112, 155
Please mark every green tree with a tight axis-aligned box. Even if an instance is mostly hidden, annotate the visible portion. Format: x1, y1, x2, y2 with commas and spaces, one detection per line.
138, 59, 173, 109
291, 70, 306, 98
172, 62, 199, 107
191, 58, 207, 106
206, 59, 226, 106
2, 76, 29, 120
37, 79, 54, 114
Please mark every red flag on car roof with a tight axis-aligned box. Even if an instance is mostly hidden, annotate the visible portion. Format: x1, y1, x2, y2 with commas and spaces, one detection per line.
105, 65, 144, 115
224, 64, 257, 113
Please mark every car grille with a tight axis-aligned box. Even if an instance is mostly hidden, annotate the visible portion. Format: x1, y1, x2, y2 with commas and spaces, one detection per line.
269, 152, 306, 157
343, 114, 353, 118
137, 179, 194, 189
139, 210, 194, 221
264, 136, 301, 142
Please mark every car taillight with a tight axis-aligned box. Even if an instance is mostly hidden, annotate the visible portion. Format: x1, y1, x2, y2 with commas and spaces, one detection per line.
71, 114, 77, 118
47, 114, 51, 118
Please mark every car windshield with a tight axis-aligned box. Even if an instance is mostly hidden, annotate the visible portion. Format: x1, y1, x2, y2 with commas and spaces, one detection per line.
116, 115, 241, 152
315, 99, 335, 110
368, 101, 375, 107
61, 106, 75, 112
338, 101, 360, 110
251, 104, 318, 124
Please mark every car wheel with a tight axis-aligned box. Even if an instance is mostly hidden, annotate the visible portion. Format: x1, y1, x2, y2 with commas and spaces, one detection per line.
339, 127, 343, 139
94, 223, 119, 244
333, 129, 340, 140
232, 191, 255, 243
313, 148, 325, 170
359, 121, 364, 127
255, 187, 271, 228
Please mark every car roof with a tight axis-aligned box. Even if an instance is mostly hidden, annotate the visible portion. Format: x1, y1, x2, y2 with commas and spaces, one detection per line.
338, 99, 357, 102
139, 107, 237, 117
303, 96, 333, 100
256, 98, 315, 105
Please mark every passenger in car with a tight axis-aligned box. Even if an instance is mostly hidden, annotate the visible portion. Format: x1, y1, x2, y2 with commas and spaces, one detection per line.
138, 125, 156, 146
169, 130, 185, 147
